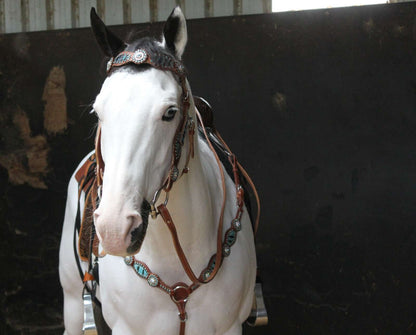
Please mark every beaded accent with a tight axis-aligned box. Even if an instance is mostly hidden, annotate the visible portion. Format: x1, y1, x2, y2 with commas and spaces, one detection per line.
224, 228, 237, 247
108, 49, 149, 72
171, 166, 179, 182
126, 206, 244, 287
174, 140, 182, 160
133, 262, 149, 278
127, 257, 172, 294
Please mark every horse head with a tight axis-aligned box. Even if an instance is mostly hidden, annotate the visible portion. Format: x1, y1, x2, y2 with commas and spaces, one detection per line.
90, 7, 194, 257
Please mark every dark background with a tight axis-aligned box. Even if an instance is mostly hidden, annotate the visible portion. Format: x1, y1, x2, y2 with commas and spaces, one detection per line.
1, 2, 416, 334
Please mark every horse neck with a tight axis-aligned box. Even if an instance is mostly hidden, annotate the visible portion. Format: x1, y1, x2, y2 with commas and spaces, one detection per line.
141, 134, 222, 267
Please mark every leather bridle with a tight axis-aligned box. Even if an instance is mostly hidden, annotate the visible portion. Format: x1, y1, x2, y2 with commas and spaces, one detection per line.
91, 48, 259, 335
95, 48, 195, 198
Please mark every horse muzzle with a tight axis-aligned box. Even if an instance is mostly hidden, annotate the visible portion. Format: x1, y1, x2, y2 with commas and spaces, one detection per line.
94, 201, 150, 256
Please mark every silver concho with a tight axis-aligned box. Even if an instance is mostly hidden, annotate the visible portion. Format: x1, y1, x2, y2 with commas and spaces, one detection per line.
132, 49, 148, 64
177, 64, 185, 73
106, 57, 114, 72
171, 166, 179, 182
203, 270, 211, 281
147, 274, 159, 287
223, 244, 231, 257
124, 256, 133, 265
232, 219, 242, 231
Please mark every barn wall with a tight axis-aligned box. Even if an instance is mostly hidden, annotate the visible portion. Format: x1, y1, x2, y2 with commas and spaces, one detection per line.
0, 0, 272, 33
1, 2, 416, 334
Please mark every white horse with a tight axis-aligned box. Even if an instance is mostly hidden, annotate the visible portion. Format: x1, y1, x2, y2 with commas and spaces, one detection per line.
59, 7, 257, 335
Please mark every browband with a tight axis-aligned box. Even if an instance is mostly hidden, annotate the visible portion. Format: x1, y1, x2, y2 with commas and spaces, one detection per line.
106, 49, 186, 77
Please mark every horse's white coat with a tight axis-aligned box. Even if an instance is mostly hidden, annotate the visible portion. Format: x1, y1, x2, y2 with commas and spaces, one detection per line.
59, 7, 256, 335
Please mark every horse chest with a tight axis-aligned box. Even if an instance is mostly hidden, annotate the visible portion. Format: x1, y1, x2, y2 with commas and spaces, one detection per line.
97, 244, 253, 335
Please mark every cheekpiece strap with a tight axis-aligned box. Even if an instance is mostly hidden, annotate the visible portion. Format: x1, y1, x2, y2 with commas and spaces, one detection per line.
105, 48, 191, 194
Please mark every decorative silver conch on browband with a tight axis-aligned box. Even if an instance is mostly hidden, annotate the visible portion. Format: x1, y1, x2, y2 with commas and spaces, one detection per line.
106, 49, 149, 72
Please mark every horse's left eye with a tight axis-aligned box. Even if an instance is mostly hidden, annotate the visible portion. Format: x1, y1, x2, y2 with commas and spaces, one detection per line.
162, 107, 178, 121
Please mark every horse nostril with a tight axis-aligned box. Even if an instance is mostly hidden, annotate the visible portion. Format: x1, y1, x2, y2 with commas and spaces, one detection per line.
126, 212, 142, 229
126, 212, 147, 255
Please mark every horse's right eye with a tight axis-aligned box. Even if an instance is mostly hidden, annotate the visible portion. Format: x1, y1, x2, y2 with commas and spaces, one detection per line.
162, 107, 179, 121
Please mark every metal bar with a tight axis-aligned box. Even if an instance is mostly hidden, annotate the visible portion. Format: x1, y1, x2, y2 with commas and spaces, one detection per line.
262, 0, 272, 13
0, 0, 4, 33
71, 0, 80, 28
46, 0, 54, 30
97, 0, 105, 19
149, 0, 157, 22
233, 0, 242, 15
21, 0, 29, 32
205, 0, 213, 17
82, 291, 98, 334
123, 0, 131, 24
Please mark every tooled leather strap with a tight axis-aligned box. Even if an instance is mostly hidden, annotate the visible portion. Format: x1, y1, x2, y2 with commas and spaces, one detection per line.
95, 124, 104, 188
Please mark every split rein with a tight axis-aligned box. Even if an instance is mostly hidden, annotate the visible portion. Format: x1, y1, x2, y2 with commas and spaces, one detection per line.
85, 48, 260, 335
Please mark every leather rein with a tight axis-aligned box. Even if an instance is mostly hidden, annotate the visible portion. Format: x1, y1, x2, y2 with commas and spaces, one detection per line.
89, 48, 260, 335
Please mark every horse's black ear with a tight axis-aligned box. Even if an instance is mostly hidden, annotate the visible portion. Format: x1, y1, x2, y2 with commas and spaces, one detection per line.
162, 7, 187, 59
90, 7, 125, 57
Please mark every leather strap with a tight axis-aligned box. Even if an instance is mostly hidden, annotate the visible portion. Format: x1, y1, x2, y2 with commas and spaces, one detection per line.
180, 322, 185, 335
95, 125, 104, 188
195, 109, 227, 282
213, 130, 261, 236
157, 204, 200, 284
156, 109, 247, 288
169, 282, 194, 335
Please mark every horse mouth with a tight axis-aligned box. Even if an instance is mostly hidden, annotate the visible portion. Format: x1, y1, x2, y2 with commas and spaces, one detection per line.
126, 200, 151, 255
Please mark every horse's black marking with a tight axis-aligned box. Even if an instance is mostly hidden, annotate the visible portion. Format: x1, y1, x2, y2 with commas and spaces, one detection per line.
90, 7, 125, 57
163, 9, 181, 56
126, 200, 151, 254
